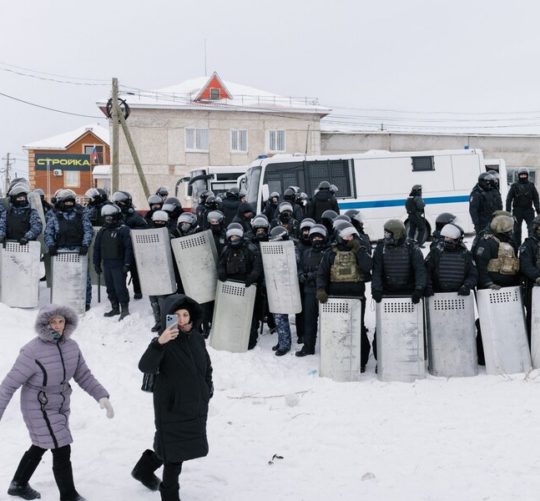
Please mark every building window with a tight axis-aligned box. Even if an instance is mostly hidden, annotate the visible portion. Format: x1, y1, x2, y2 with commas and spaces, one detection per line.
83, 144, 104, 164
267, 130, 286, 152
411, 156, 434, 172
210, 88, 220, 100
185, 128, 209, 152
64, 170, 80, 188
231, 129, 248, 153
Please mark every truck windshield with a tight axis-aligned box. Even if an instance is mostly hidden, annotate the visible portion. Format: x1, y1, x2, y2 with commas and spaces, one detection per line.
246, 166, 262, 207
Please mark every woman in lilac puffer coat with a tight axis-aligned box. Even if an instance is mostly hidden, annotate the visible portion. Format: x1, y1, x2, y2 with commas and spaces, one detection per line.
0, 304, 114, 501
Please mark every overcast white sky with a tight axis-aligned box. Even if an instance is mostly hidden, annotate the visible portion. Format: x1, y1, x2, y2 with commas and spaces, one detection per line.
2, 0, 540, 176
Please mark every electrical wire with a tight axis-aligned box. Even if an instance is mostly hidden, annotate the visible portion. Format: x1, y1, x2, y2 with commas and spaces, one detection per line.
0, 91, 104, 119
0, 62, 109, 83
0, 66, 109, 86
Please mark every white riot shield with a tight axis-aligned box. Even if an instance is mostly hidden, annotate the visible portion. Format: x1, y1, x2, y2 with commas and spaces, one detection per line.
319, 297, 362, 382
0, 241, 41, 308
89, 226, 101, 286
28, 191, 47, 254
477, 286, 531, 375
131, 228, 176, 296
171, 230, 218, 304
376, 297, 425, 382
51, 252, 88, 314
427, 292, 478, 377
210, 280, 256, 353
260, 240, 301, 314
531, 287, 540, 369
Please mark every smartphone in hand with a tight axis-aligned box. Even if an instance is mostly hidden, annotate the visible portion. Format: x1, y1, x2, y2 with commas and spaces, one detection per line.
165, 314, 178, 330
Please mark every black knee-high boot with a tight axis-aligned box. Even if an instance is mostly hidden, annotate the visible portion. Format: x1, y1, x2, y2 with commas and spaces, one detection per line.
159, 462, 182, 501
8, 448, 43, 500
131, 449, 163, 491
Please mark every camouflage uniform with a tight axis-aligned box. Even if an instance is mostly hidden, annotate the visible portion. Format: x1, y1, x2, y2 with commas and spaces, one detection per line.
0, 204, 42, 241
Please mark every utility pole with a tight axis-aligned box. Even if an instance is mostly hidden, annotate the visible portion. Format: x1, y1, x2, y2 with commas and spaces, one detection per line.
4, 152, 11, 194
111, 77, 120, 192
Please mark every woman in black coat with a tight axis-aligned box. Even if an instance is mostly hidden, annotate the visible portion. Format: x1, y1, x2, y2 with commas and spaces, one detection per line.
135, 294, 213, 501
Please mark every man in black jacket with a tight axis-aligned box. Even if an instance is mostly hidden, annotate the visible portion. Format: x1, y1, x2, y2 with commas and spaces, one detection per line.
519, 216, 540, 342
308, 181, 340, 222
469, 172, 502, 234
506, 167, 540, 246
405, 184, 426, 247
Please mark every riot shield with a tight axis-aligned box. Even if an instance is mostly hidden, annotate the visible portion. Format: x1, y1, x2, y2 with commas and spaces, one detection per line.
319, 297, 362, 382
260, 240, 301, 314
376, 297, 426, 382
0, 241, 41, 308
51, 251, 88, 314
171, 230, 218, 304
209, 280, 256, 353
130, 228, 176, 296
427, 292, 477, 377
531, 287, 540, 369
477, 286, 531, 375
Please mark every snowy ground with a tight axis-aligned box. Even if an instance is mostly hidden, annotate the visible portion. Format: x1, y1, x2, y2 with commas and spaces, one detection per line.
2, 273, 540, 501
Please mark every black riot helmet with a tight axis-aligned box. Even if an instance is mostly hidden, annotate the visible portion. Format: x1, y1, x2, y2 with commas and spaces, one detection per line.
251, 214, 270, 241
155, 186, 169, 201
199, 190, 214, 205
321, 209, 338, 233
162, 197, 183, 219
269, 191, 280, 204
177, 212, 198, 235
8, 183, 29, 207
226, 222, 244, 246
318, 180, 331, 191
86, 188, 108, 206
332, 214, 351, 228
435, 212, 456, 232
55, 189, 77, 211
147, 194, 163, 211
205, 195, 222, 211
345, 209, 364, 232
478, 172, 492, 190
299, 218, 315, 243
269, 226, 289, 241
410, 184, 422, 196
101, 203, 122, 226
111, 191, 133, 211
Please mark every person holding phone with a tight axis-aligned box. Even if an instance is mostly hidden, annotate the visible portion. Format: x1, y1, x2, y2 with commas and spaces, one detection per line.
132, 294, 213, 501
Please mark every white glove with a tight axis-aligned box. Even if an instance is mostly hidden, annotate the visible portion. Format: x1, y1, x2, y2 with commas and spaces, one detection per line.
99, 397, 114, 419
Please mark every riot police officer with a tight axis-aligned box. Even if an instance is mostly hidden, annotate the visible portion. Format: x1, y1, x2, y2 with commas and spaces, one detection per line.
45, 189, 94, 310
232, 203, 255, 238
155, 186, 169, 203
469, 172, 503, 234
173, 212, 199, 238
93, 204, 133, 321
270, 202, 300, 240
263, 192, 280, 222
317, 222, 373, 369
296, 224, 328, 357
519, 216, 540, 341
195, 190, 214, 229
32, 188, 53, 215
283, 187, 304, 222
424, 223, 477, 297
162, 197, 183, 231
297, 218, 315, 255
217, 222, 262, 349
111, 191, 147, 299
222, 187, 241, 226
85, 188, 110, 226
144, 194, 164, 226
320, 209, 338, 236
0, 184, 42, 246
505, 167, 540, 245
405, 184, 426, 247
207, 210, 227, 254
308, 180, 340, 222
344, 209, 371, 254
429, 212, 456, 250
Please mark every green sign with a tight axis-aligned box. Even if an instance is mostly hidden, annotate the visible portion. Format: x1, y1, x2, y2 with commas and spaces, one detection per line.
35, 154, 91, 171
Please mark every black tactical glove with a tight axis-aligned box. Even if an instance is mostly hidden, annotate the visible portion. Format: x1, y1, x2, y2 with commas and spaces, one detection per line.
316, 289, 329, 303
298, 272, 307, 284
48, 246, 58, 256
94, 264, 102, 275
457, 285, 471, 296
18, 237, 28, 246
372, 290, 383, 303
424, 287, 434, 297
79, 245, 89, 256
218, 272, 227, 282
412, 289, 423, 304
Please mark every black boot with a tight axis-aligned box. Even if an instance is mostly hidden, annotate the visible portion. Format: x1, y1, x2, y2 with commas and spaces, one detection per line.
53, 462, 85, 501
131, 450, 163, 491
7, 451, 41, 500
150, 301, 162, 333
118, 303, 130, 321
104, 302, 120, 317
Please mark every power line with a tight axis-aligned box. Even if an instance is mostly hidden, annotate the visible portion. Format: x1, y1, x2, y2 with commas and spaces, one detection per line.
0, 66, 109, 86
0, 90, 104, 119
0, 61, 109, 83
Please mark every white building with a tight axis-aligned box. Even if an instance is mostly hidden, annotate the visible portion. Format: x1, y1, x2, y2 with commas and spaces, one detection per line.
98, 72, 329, 207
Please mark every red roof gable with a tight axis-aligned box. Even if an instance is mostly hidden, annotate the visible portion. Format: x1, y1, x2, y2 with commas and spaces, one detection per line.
194, 72, 232, 101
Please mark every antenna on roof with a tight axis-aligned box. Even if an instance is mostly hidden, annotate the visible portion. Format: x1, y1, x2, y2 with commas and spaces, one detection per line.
204, 39, 207, 77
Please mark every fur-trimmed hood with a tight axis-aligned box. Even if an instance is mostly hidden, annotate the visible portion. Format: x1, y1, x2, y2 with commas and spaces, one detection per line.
34, 304, 78, 342
160, 294, 202, 333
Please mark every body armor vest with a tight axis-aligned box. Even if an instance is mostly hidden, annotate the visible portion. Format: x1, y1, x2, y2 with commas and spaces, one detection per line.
101, 227, 123, 260
382, 244, 411, 288
226, 247, 249, 276
437, 251, 466, 291
487, 236, 519, 275
330, 248, 362, 283
6, 208, 31, 240
56, 211, 84, 247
